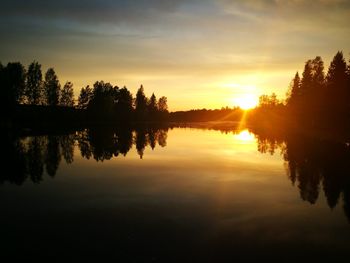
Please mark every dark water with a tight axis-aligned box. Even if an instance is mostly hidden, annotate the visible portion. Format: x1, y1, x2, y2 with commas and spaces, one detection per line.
1, 125, 350, 262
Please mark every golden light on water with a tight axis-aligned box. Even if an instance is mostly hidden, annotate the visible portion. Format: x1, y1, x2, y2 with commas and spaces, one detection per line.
234, 130, 255, 143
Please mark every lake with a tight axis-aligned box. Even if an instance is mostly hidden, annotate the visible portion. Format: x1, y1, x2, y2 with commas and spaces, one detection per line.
1, 124, 350, 262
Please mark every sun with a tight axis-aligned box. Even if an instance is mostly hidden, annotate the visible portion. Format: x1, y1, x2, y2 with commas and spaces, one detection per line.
233, 94, 258, 110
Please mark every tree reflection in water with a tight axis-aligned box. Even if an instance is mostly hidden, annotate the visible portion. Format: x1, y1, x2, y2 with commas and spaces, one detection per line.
2, 124, 350, 221
252, 126, 350, 222
0, 126, 169, 184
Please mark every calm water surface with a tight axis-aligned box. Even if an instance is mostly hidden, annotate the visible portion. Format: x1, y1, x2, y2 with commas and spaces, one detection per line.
1, 126, 350, 261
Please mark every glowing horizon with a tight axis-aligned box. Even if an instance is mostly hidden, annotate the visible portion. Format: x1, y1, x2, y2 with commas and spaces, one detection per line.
1, 0, 349, 111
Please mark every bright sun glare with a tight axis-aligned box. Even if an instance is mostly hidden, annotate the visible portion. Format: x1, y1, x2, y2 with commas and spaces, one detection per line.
234, 130, 255, 142
233, 94, 258, 110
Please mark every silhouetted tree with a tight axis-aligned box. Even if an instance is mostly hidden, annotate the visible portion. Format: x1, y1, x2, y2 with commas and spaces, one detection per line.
325, 51, 349, 115
88, 81, 118, 120
1, 62, 26, 107
300, 60, 313, 97
135, 85, 148, 119
284, 56, 327, 125
310, 56, 325, 90
158, 96, 168, 112
44, 68, 60, 106
148, 93, 158, 115
26, 61, 43, 105
286, 72, 301, 106
258, 93, 279, 108
60, 81, 74, 107
77, 85, 93, 109
115, 86, 133, 120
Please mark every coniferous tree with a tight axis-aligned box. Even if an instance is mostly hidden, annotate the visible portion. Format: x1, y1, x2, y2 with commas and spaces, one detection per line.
44, 68, 60, 106
286, 72, 301, 106
148, 93, 158, 115
299, 59, 316, 122
311, 56, 325, 90
60, 81, 74, 107
325, 51, 349, 114
135, 85, 148, 119
300, 60, 313, 97
26, 61, 43, 105
305, 56, 326, 120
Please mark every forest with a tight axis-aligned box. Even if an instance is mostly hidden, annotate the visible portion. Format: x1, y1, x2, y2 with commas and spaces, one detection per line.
1, 51, 350, 128
249, 51, 350, 130
0, 61, 169, 126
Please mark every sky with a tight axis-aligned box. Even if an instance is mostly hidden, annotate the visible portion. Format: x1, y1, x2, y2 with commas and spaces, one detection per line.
1, 0, 350, 110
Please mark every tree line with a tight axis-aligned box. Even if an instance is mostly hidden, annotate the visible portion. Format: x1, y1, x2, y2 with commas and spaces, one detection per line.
0, 61, 74, 109
251, 51, 350, 128
78, 82, 168, 122
1, 60, 168, 123
286, 51, 350, 125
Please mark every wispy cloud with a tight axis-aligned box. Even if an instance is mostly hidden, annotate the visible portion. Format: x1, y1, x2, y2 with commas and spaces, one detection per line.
0, 0, 349, 110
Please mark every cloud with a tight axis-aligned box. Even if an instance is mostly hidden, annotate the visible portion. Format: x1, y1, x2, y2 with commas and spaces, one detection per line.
0, 0, 189, 25
1, 0, 350, 110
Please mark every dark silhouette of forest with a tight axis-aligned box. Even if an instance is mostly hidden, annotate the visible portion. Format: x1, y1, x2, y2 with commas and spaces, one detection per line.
0, 60, 245, 128
249, 51, 350, 130
0, 61, 169, 126
2, 51, 350, 128
0, 126, 169, 185
169, 107, 243, 122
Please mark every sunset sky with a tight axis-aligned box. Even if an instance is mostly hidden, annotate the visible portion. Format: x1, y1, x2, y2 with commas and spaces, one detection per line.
1, 0, 350, 110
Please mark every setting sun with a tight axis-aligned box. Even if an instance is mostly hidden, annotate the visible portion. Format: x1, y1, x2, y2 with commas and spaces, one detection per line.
233, 94, 258, 110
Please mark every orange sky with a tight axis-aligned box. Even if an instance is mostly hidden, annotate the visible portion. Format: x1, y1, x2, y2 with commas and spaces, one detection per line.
1, 0, 350, 110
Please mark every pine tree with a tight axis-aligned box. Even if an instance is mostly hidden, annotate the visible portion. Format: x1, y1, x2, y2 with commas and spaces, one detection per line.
44, 68, 60, 106
135, 85, 148, 119
148, 93, 158, 114
286, 72, 301, 106
325, 51, 349, 113
310, 56, 325, 90
300, 60, 313, 97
